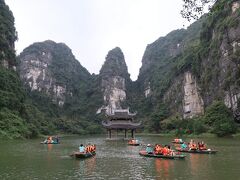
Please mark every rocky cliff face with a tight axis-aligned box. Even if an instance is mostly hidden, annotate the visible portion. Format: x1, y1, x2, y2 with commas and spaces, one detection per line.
18, 40, 91, 106
137, 18, 204, 119
98, 47, 131, 114
13, 0, 240, 136
137, 0, 240, 120
0, 0, 17, 69
163, 72, 204, 119
198, 0, 240, 120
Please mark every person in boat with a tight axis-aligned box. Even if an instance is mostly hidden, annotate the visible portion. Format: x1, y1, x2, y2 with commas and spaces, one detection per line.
85, 144, 90, 153
162, 145, 170, 155
45, 136, 53, 144
181, 142, 188, 149
92, 144, 96, 152
168, 145, 176, 156
89, 145, 94, 152
154, 144, 163, 155
198, 141, 207, 150
53, 136, 59, 143
85, 144, 96, 153
146, 144, 153, 154
79, 144, 85, 153
129, 139, 135, 144
43, 138, 48, 143
189, 139, 197, 150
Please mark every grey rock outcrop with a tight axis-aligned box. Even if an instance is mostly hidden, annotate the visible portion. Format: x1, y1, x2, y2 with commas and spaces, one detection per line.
98, 47, 131, 114
18, 40, 90, 106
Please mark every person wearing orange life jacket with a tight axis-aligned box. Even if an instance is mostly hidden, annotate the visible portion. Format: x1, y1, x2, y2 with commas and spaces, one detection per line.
85, 145, 89, 153
90, 145, 94, 152
199, 141, 207, 150
47, 136, 53, 144
162, 145, 169, 155
189, 139, 197, 150
92, 144, 96, 152
153, 144, 161, 155
167, 145, 172, 155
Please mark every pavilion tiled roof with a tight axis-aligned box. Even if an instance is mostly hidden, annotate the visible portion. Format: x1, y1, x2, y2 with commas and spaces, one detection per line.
102, 121, 142, 129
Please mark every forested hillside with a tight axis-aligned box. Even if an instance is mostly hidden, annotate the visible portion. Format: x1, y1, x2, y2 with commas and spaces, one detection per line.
1, 0, 240, 138
134, 0, 240, 136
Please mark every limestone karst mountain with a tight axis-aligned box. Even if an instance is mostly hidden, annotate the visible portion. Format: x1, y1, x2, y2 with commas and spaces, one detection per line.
18, 40, 103, 135
98, 47, 131, 114
1, 0, 239, 138
18, 40, 91, 107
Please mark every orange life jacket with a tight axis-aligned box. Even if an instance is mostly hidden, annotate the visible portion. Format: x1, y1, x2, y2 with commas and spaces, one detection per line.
162, 147, 168, 155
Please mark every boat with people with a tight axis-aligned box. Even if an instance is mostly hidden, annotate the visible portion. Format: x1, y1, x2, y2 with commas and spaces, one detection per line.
70, 151, 96, 159
139, 144, 186, 159
175, 147, 217, 154
176, 139, 217, 154
41, 136, 59, 144
70, 144, 96, 159
171, 138, 184, 144
139, 150, 186, 159
128, 139, 140, 146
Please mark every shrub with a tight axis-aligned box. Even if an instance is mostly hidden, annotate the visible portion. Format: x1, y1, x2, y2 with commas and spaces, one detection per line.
0, 108, 30, 139
204, 101, 237, 136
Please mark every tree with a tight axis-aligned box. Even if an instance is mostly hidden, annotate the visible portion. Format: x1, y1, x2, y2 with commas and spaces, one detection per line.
204, 101, 237, 137
181, 0, 217, 21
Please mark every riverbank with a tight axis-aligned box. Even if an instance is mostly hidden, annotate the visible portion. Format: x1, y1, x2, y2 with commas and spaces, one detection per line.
136, 132, 240, 138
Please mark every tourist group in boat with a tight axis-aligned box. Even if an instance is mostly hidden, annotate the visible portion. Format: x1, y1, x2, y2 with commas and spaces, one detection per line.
139, 138, 217, 158
70, 143, 96, 159
41, 136, 59, 144
41, 136, 217, 159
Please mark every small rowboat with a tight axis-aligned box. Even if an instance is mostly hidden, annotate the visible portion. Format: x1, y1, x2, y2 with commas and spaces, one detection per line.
128, 142, 140, 146
70, 151, 96, 159
171, 139, 184, 144
40, 141, 59, 144
176, 147, 217, 154
171, 140, 184, 144
139, 150, 186, 159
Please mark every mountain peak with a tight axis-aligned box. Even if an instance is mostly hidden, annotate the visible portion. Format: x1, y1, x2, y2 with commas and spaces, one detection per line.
100, 47, 129, 79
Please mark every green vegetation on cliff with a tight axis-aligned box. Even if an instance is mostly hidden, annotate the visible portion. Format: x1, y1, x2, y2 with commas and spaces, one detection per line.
0, 1, 103, 139
0, 0, 17, 66
135, 0, 239, 136
18, 40, 104, 136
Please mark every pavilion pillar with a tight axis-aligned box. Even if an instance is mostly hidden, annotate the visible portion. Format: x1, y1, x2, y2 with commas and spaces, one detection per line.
108, 129, 112, 139
124, 129, 127, 139
131, 129, 134, 138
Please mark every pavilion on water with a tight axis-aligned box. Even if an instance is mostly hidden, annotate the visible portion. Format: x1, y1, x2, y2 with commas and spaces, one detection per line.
102, 108, 142, 139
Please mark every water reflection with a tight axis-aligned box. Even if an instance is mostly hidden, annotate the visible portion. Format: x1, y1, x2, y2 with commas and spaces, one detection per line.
189, 153, 211, 178
47, 144, 53, 151
1, 136, 239, 180
155, 159, 173, 180
75, 156, 96, 177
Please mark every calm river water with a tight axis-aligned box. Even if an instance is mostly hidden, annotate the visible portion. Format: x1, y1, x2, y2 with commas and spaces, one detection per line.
0, 135, 240, 180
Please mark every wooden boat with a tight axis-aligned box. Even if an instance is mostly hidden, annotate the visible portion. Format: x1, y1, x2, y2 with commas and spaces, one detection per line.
128, 139, 141, 146
176, 147, 217, 154
139, 150, 186, 159
40, 141, 59, 144
171, 141, 184, 144
171, 139, 184, 144
70, 151, 96, 159
128, 143, 140, 146
128, 142, 140, 146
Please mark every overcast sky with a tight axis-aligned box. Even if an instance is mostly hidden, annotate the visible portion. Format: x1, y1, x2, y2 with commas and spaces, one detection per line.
5, 0, 190, 80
